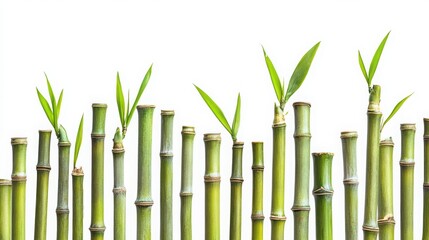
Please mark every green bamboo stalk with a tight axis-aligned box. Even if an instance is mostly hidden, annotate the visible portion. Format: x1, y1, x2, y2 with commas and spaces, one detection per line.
204, 133, 221, 240
292, 102, 311, 240
0, 179, 12, 239
34, 130, 52, 240
230, 141, 244, 240
340, 131, 359, 240
90, 103, 107, 240
136, 105, 155, 240
400, 123, 415, 240
378, 138, 395, 240
72, 167, 84, 240
423, 118, 429, 240
312, 152, 334, 240
180, 126, 195, 240
251, 142, 264, 240
363, 85, 382, 240
11, 137, 27, 240
112, 130, 126, 240
57, 127, 71, 240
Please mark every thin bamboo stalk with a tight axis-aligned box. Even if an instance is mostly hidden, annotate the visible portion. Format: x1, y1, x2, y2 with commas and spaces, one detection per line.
57, 128, 71, 240
34, 130, 52, 240
72, 167, 84, 240
136, 105, 155, 240
363, 85, 382, 240
378, 138, 395, 240
90, 103, 107, 240
423, 118, 429, 240
251, 142, 264, 240
341, 131, 359, 240
400, 123, 415, 240
292, 102, 311, 240
230, 141, 244, 240
112, 130, 126, 240
0, 179, 12, 239
11, 137, 27, 240
312, 152, 334, 240
180, 126, 195, 240
204, 133, 221, 240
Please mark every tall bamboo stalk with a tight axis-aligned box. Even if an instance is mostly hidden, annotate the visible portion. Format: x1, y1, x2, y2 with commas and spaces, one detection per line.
136, 105, 155, 239
57, 127, 71, 240
0, 179, 12, 239
423, 118, 429, 240
292, 102, 311, 240
72, 167, 84, 240
11, 137, 27, 240
90, 103, 107, 239
363, 85, 382, 240
112, 130, 126, 240
340, 131, 359, 240
230, 141, 244, 240
312, 152, 334, 240
34, 130, 52, 240
180, 126, 195, 240
204, 133, 221, 240
378, 138, 395, 240
400, 123, 415, 240
251, 142, 264, 240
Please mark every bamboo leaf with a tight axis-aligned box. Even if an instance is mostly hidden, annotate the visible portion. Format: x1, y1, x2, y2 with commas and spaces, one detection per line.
358, 50, 369, 85
56, 90, 63, 123
231, 93, 241, 142
368, 31, 390, 84
284, 41, 321, 104
194, 84, 232, 135
45, 74, 58, 134
116, 72, 126, 127
73, 114, 84, 168
126, 64, 152, 126
262, 46, 283, 104
126, 90, 130, 124
381, 92, 413, 131
36, 88, 55, 127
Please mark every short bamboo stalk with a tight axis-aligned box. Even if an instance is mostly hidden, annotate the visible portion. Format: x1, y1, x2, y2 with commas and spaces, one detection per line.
112, 132, 126, 240
400, 123, 415, 240
34, 130, 52, 240
0, 179, 12, 239
423, 118, 429, 240
251, 142, 264, 240
341, 131, 359, 240
230, 141, 244, 240
136, 105, 155, 240
378, 138, 395, 240
292, 102, 311, 240
11, 137, 27, 240
204, 133, 221, 240
180, 126, 195, 240
90, 103, 107, 239
57, 132, 71, 240
72, 168, 84, 240
312, 152, 334, 240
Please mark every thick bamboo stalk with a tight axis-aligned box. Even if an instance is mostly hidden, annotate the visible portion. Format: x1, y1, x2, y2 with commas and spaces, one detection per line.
57, 130, 71, 240
292, 102, 311, 240
72, 168, 84, 240
230, 141, 244, 240
312, 152, 334, 240
34, 130, 52, 240
341, 131, 359, 240
11, 137, 27, 240
112, 130, 126, 240
363, 85, 382, 240
180, 126, 195, 240
378, 138, 395, 240
160, 110, 174, 240
204, 133, 221, 240
90, 103, 107, 240
400, 123, 415, 240
0, 179, 12, 239
271, 105, 286, 240
423, 118, 429, 240
251, 142, 264, 240
136, 105, 155, 240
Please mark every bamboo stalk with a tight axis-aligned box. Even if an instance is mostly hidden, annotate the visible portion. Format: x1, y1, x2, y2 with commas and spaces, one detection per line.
312, 152, 334, 240
341, 131, 359, 240
112, 130, 126, 240
34, 130, 52, 240
11, 137, 27, 240
400, 123, 415, 240
0, 179, 12, 239
90, 103, 107, 240
204, 133, 221, 240
363, 85, 382, 240
292, 102, 311, 240
378, 138, 395, 240
180, 126, 195, 240
423, 118, 429, 240
57, 127, 71, 240
72, 167, 84, 240
251, 142, 264, 240
230, 141, 244, 240
136, 105, 155, 240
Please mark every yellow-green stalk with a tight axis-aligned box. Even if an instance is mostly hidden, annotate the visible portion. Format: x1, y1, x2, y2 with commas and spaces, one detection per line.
180, 126, 195, 240
57, 127, 71, 240
340, 131, 359, 240
251, 142, 264, 240
423, 118, 429, 240
230, 141, 244, 240
136, 105, 155, 239
400, 123, 415, 240
34, 130, 52, 240
112, 129, 126, 240
11, 137, 27, 240
72, 168, 84, 240
0, 179, 12, 239
292, 102, 311, 240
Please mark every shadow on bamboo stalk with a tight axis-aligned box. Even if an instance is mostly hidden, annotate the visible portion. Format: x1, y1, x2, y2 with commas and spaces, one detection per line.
11, 137, 27, 240
0, 179, 12, 239
423, 118, 429, 240
251, 142, 264, 240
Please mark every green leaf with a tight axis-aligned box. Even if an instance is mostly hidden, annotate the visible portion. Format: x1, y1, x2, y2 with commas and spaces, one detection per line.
381, 92, 413, 131
56, 90, 63, 123
262, 46, 283, 104
116, 72, 126, 127
358, 50, 369, 85
45, 74, 58, 134
231, 93, 241, 142
126, 64, 152, 126
194, 84, 232, 135
368, 31, 390, 84
73, 114, 84, 168
126, 90, 130, 124
284, 41, 321, 104
36, 88, 55, 127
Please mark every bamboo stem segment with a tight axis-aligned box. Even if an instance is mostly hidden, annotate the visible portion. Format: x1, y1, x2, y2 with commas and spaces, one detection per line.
423, 118, 429, 240
72, 168, 84, 240
0, 179, 12, 239
11, 137, 27, 240
57, 134, 71, 240
251, 142, 264, 240
112, 131, 126, 240
230, 141, 244, 240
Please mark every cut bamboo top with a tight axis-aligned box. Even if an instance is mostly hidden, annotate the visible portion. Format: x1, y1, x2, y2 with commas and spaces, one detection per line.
181, 126, 195, 134
72, 167, 84, 176
11, 137, 27, 145
161, 110, 175, 115
137, 104, 156, 109
233, 141, 244, 148
204, 133, 221, 141
380, 138, 394, 146
340, 131, 358, 138
400, 123, 416, 131
292, 101, 311, 107
0, 179, 12, 185
38, 129, 52, 133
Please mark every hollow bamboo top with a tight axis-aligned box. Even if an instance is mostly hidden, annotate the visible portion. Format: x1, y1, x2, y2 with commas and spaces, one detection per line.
293, 101, 311, 107
181, 126, 195, 134
161, 110, 175, 115
72, 167, 84, 176
340, 131, 358, 139
92, 103, 108, 108
137, 104, 156, 109
0, 179, 12, 185
11, 137, 27, 145
204, 133, 221, 141
380, 138, 394, 146
400, 123, 416, 131
312, 152, 334, 157
39, 129, 52, 133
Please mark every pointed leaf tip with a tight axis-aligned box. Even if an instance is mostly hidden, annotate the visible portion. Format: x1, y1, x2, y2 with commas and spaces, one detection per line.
368, 32, 390, 84
381, 92, 413, 132
231, 93, 241, 141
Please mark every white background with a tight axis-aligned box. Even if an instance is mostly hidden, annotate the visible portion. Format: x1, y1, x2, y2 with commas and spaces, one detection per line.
1, 1, 428, 239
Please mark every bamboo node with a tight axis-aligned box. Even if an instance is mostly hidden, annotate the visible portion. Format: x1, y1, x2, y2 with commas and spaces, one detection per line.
204, 175, 221, 183
180, 192, 193, 197
251, 165, 264, 171
91, 133, 106, 139
378, 215, 395, 225
293, 133, 311, 138
423, 183, 429, 189
181, 126, 196, 135
233, 142, 244, 148
135, 200, 154, 207
270, 215, 287, 221
11, 174, 27, 182
89, 226, 106, 232
56, 208, 70, 214
424, 135, 429, 140
36, 165, 51, 171
58, 141, 71, 147
343, 178, 359, 185
399, 160, 415, 167
112, 147, 125, 153
291, 206, 310, 212
313, 187, 334, 196
0, 179, 12, 185
160, 152, 174, 157
362, 225, 379, 232
113, 187, 126, 194
203, 133, 221, 141
272, 122, 286, 128
230, 177, 244, 183
251, 214, 265, 220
